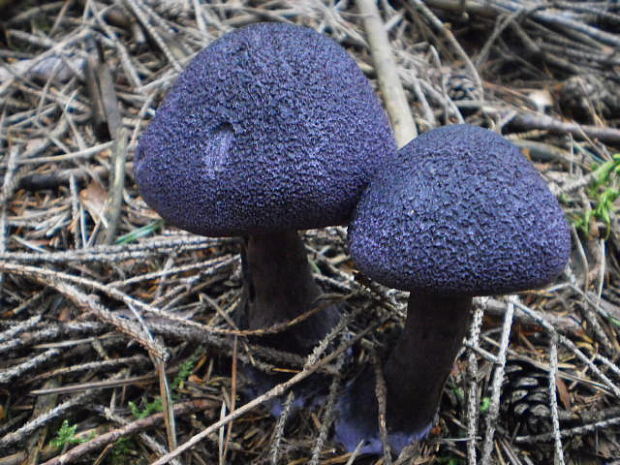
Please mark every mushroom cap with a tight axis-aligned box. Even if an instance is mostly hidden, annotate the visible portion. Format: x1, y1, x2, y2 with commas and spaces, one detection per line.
135, 22, 395, 236
348, 125, 571, 295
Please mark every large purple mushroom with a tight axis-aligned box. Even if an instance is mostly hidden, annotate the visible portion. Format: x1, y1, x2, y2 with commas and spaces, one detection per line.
135, 23, 395, 357
337, 125, 571, 454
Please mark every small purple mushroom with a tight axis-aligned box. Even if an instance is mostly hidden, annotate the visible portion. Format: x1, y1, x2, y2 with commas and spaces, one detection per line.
337, 124, 571, 454
135, 23, 395, 357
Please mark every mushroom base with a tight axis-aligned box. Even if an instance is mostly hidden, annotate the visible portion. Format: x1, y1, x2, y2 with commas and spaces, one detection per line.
334, 365, 432, 455
242, 364, 330, 417
334, 293, 472, 455
238, 231, 340, 413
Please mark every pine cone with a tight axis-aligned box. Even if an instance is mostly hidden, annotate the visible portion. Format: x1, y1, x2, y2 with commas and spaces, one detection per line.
444, 71, 482, 102
500, 359, 552, 435
428, 66, 482, 102
557, 74, 620, 121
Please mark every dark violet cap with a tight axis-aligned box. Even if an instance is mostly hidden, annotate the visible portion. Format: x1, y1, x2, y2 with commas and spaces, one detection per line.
135, 22, 395, 237
348, 125, 571, 296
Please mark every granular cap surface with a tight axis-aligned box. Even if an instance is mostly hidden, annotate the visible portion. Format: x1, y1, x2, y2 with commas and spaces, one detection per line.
135, 22, 395, 236
349, 125, 571, 295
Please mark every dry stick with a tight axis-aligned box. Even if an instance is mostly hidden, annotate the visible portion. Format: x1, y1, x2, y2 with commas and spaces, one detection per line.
548, 336, 566, 465
222, 336, 238, 463
0, 348, 61, 384
569, 283, 613, 350
493, 0, 620, 48
474, 7, 525, 68
5, 1, 65, 25
478, 296, 582, 337
0, 236, 227, 264
304, 299, 363, 369
101, 408, 183, 465
269, 392, 295, 465
115, 243, 177, 452
155, 270, 228, 309
515, 301, 620, 398
14, 142, 115, 164
85, 35, 108, 135
69, 174, 83, 248
0, 28, 91, 97
30, 368, 175, 396
373, 352, 392, 465
29, 354, 149, 382
515, 416, 620, 444
480, 299, 515, 465
0, 290, 49, 320
467, 306, 485, 465
357, 0, 416, 146
344, 441, 366, 465
409, 0, 483, 99
424, 0, 620, 47
17, 163, 118, 191
24, 378, 60, 465
0, 314, 41, 342
40, 400, 210, 465
148, 321, 381, 465
595, 353, 620, 380
309, 351, 346, 465
0, 389, 97, 448
88, 2, 142, 90
98, 51, 128, 245
124, 296, 177, 455
399, 66, 435, 128
147, 319, 333, 376
0, 436, 76, 465
156, 359, 177, 452
2, 258, 318, 342
0, 262, 167, 361
510, 112, 620, 144
109, 258, 232, 287
123, 0, 184, 71
0, 146, 19, 294
0, 321, 104, 356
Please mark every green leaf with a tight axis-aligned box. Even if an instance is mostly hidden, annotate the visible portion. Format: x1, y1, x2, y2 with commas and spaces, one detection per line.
115, 220, 164, 245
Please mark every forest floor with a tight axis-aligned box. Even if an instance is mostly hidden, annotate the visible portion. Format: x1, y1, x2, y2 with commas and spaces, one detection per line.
1, 1, 620, 464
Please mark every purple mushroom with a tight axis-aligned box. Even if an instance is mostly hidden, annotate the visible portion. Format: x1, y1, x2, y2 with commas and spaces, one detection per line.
134, 23, 395, 357
336, 125, 571, 454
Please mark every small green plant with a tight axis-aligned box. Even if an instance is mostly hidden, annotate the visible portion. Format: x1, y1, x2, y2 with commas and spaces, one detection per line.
50, 420, 91, 448
480, 396, 491, 413
573, 153, 620, 238
128, 351, 201, 419
129, 398, 163, 419
451, 386, 465, 402
107, 437, 138, 465
171, 352, 200, 392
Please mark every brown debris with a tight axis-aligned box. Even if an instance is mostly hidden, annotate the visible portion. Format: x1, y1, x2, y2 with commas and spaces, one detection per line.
1, 1, 620, 464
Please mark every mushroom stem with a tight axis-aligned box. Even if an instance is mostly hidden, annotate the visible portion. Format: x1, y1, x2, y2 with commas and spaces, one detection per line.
242, 231, 337, 354
383, 293, 473, 435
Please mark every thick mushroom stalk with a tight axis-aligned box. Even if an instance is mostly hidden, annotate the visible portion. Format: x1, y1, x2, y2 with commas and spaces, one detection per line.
336, 294, 472, 454
243, 231, 338, 354
383, 293, 472, 435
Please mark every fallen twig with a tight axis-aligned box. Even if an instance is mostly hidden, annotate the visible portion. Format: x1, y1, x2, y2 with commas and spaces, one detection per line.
357, 0, 416, 146
40, 400, 211, 465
